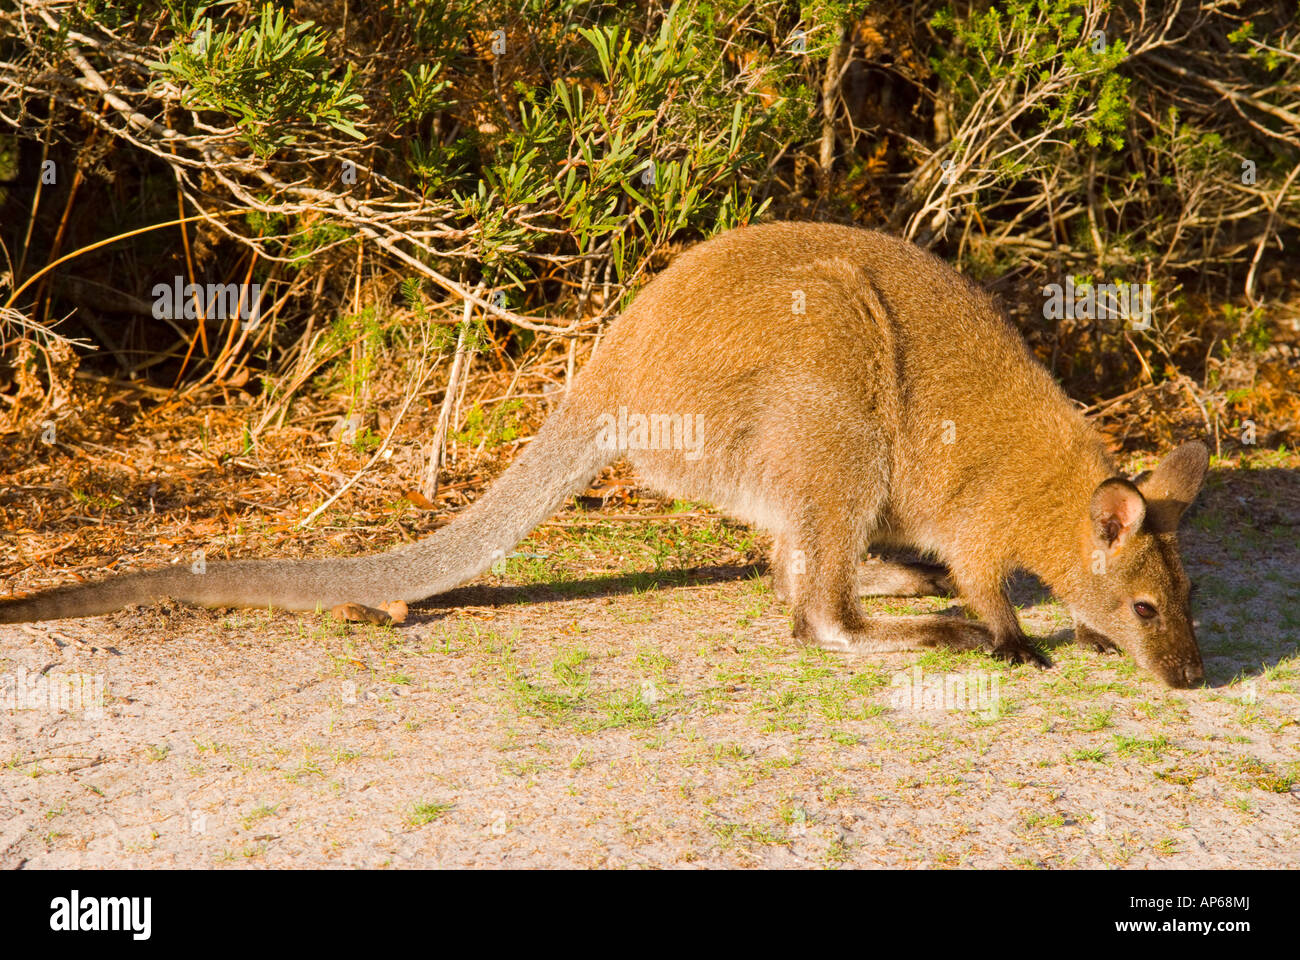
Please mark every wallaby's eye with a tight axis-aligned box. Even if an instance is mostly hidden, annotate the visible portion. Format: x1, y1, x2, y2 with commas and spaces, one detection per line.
1133, 601, 1157, 620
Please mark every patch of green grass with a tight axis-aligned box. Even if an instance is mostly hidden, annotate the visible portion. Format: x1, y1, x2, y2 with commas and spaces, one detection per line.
283, 754, 325, 783
587, 688, 659, 731
511, 676, 584, 722
1154, 764, 1207, 785
1075, 707, 1114, 732
707, 816, 787, 848
1068, 747, 1109, 763
405, 801, 454, 826
241, 803, 279, 830
1113, 734, 1173, 764
743, 650, 891, 735
736, 594, 771, 627
822, 835, 851, 865
499, 553, 560, 584
536, 517, 758, 582
551, 645, 593, 689
1153, 836, 1179, 856
1022, 810, 1067, 829
633, 647, 671, 679
1226, 757, 1297, 793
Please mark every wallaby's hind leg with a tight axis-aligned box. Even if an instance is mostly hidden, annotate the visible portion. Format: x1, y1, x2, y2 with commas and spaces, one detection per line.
789, 513, 993, 658
789, 516, 1046, 667
793, 553, 994, 656
855, 557, 952, 597
770, 535, 806, 605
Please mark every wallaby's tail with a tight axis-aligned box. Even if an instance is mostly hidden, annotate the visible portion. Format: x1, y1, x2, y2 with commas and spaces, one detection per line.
0, 390, 614, 623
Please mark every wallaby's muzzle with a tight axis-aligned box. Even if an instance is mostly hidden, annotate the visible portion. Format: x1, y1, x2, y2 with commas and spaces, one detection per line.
1143, 628, 1206, 689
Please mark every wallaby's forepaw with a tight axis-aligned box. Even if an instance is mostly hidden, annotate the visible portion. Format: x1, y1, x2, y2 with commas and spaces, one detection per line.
984, 636, 1051, 669
1074, 623, 1120, 654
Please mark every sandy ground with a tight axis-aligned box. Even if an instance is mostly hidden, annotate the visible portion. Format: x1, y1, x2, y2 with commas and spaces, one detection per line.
1, 464, 1297, 869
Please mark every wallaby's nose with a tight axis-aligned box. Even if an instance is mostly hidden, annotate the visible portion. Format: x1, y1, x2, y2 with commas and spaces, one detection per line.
1182, 662, 1204, 686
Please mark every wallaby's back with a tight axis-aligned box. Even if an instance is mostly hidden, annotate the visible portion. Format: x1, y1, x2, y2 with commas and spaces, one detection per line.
588, 222, 1114, 560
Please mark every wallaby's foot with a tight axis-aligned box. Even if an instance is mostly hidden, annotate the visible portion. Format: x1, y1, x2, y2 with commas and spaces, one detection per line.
793, 607, 1049, 669
793, 610, 988, 654
1074, 622, 1120, 654
855, 558, 953, 597
984, 633, 1050, 668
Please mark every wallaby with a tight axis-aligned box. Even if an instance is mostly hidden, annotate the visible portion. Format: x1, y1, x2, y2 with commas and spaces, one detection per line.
1, 222, 1209, 686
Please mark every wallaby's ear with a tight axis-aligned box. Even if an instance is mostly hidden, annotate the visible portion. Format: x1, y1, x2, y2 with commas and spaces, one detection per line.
1137, 441, 1209, 532
1090, 478, 1146, 552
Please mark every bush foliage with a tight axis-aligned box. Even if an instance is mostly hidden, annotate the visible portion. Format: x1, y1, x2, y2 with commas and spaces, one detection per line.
0, 0, 1296, 450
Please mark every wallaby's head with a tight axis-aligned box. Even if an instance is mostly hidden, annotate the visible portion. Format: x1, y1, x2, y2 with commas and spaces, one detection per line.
1072, 442, 1210, 688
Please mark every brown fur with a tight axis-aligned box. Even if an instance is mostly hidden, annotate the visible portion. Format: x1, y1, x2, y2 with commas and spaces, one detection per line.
0, 223, 1209, 686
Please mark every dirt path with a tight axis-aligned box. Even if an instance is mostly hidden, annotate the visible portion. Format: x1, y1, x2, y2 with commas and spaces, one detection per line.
2, 463, 1297, 868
